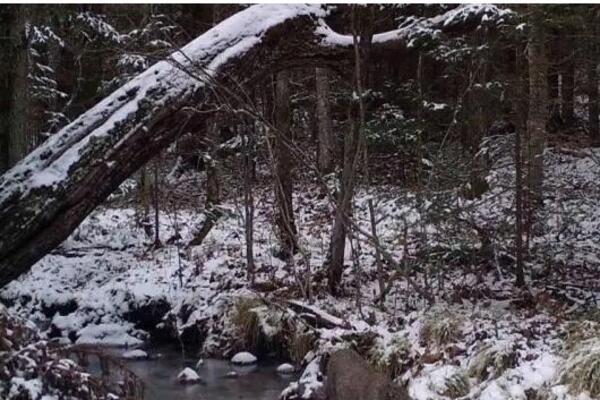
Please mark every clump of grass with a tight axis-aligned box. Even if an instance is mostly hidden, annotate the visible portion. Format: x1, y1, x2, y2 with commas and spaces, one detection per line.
564, 320, 600, 351
420, 307, 464, 348
230, 297, 263, 349
468, 343, 518, 381
287, 330, 316, 363
561, 337, 600, 398
439, 371, 471, 399
368, 334, 412, 378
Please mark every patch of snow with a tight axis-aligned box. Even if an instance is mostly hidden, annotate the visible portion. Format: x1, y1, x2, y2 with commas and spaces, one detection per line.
76, 322, 143, 346
231, 351, 257, 365
121, 349, 148, 359
277, 363, 295, 374
177, 367, 201, 384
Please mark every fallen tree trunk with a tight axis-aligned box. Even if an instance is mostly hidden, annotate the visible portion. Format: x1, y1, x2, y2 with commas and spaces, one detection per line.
0, 4, 511, 287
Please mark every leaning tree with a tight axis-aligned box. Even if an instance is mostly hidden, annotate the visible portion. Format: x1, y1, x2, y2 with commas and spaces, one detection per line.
0, 4, 511, 287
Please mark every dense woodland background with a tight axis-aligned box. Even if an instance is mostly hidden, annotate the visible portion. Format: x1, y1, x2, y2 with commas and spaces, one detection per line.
2, 4, 600, 400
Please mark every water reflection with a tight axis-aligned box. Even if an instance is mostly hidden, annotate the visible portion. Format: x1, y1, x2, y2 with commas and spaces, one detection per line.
122, 347, 298, 400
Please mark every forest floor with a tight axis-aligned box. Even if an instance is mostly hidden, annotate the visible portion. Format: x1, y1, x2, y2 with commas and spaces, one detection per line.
2, 143, 600, 400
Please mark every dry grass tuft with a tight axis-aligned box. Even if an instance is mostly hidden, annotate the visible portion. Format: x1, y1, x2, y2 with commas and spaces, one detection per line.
368, 335, 412, 379
287, 330, 316, 363
420, 307, 464, 348
230, 296, 263, 349
439, 371, 471, 399
468, 343, 518, 381
561, 337, 600, 398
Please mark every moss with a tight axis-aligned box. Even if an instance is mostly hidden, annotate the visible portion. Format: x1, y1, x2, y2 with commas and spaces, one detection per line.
468, 343, 518, 381
561, 337, 600, 398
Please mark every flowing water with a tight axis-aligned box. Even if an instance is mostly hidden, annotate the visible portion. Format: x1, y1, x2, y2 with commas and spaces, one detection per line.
120, 347, 298, 400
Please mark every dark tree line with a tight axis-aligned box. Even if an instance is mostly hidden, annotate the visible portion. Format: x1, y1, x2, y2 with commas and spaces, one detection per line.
1, 4, 600, 295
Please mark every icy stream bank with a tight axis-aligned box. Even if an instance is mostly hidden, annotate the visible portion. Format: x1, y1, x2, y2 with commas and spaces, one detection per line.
117, 346, 298, 400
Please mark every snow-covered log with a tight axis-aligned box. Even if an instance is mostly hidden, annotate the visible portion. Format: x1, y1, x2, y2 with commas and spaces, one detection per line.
0, 4, 511, 287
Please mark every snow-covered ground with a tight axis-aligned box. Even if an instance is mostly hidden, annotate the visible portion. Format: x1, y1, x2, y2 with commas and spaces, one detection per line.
2, 146, 600, 399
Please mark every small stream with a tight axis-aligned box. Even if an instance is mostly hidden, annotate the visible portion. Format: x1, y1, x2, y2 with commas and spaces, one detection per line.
119, 347, 298, 400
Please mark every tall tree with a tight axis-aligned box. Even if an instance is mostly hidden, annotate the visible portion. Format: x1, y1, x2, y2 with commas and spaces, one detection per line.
315, 67, 335, 175
561, 46, 575, 126
0, 6, 12, 173
189, 117, 223, 246
273, 70, 298, 258
327, 6, 374, 294
8, 5, 30, 167
586, 12, 600, 144
525, 5, 548, 208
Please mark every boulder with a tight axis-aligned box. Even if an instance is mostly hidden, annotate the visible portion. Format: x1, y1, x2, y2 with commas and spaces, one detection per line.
177, 367, 201, 384
277, 363, 296, 374
231, 351, 257, 365
326, 349, 409, 400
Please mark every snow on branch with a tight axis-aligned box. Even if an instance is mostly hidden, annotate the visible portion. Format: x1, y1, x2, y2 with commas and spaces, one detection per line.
317, 4, 512, 49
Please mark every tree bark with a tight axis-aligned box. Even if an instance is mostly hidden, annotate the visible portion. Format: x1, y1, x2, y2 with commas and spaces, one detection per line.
588, 28, 600, 144
244, 131, 255, 284
561, 49, 575, 126
525, 6, 547, 208
8, 5, 30, 167
0, 4, 509, 287
189, 117, 223, 246
315, 67, 335, 175
546, 32, 561, 128
327, 6, 373, 295
138, 166, 152, 237
0, 6, 13, 173
273, 70, 298, 258
510, 42, 529, 287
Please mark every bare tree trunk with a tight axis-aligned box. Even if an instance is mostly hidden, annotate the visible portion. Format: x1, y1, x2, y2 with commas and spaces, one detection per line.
588, 38, 599, 144
327, 114, 359, 295
514, 105, 526, 288
152, 157, 161, 247
189, 117, 222, 246
8, 5, 29, 167
511, 38, 530, 288
525, 6, 547, 208
138, 166, 153, 237
546, 32, 561, 128
273, 70, 297, 258
562, 49, 575, 126
243, 133, 255, 284
315, 67, 335, 175
0, 7, 12, 173
327, 6, 373, 295
589, 66, 599, 144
